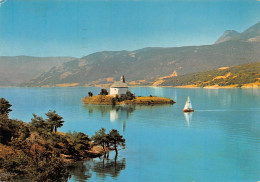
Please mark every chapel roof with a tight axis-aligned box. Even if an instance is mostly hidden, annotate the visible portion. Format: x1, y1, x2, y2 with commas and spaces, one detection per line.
110, 81, 128, 88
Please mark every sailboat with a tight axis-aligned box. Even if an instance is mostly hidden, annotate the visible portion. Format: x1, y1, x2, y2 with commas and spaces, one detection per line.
183, 96, 194, 112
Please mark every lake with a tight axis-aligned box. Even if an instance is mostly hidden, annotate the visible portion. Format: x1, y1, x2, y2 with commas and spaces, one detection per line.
0, 87, 260, 182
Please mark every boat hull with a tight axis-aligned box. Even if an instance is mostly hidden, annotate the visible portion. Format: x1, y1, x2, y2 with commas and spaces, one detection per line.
183, 109, 194, 112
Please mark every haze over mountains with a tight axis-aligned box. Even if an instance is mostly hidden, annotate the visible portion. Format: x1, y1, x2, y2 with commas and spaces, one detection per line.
1, 22, 260, 87
0, 56, 75, 86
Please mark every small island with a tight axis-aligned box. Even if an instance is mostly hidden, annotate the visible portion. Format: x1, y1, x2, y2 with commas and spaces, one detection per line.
82, 75, 175, 105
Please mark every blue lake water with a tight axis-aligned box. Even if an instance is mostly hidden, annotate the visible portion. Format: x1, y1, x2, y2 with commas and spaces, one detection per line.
0, 87, 260, 182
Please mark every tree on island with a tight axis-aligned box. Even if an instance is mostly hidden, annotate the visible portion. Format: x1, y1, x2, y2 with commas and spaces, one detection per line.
99, 89, 108, 95
126, 91, 135, 100
88, 91, 93, 97
45, 110, 64, 133
107, 129, 125, 156
0, 98, 12, 117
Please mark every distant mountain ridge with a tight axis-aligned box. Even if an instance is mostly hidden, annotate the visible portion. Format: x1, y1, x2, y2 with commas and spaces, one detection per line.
215, 30, 240, 44
0, 56, 75, 86
215, 21, 260, 44
1, 22, 259, 87
21, 22, 260, 87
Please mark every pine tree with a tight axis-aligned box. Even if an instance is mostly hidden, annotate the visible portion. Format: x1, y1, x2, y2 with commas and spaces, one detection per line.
0, 98, 12, 117
107, 129, 125, 156
92, 128, 108, 150
30, 114, 47, 132
45, 110, 64, 133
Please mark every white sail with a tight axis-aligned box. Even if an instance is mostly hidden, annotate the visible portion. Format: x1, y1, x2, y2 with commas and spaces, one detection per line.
189, 99, 192, 109
184, 96, 192, 110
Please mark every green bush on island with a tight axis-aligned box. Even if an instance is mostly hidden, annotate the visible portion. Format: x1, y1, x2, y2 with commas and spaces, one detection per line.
0, 98, 126, 181
99, 88, 108, 95
114, 90, 136, 102
88, 91, 93, 97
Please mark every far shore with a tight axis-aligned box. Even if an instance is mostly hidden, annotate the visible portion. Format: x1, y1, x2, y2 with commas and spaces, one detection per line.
1, 82, 260, 89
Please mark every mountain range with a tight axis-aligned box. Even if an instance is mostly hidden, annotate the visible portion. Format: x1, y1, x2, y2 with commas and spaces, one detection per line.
1, 22, 260, 87
0, 56, 75, 86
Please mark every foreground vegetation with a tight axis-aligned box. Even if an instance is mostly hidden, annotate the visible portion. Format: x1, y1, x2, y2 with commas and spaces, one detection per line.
0, 98, 125, 181
159, 62, 260, 87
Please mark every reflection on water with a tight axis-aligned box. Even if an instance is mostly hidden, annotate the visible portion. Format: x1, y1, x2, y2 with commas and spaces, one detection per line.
110, 109, 118, 121
83, 105, 136, 122
83, 104, 172, 123
68, 161, 92, 182
69, 154, 126, 181
92, 156, 126, 180
183, 112, 193, 127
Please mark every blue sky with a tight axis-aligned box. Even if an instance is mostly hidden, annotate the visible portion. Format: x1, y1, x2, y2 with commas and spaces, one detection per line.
0, 0, 259, 57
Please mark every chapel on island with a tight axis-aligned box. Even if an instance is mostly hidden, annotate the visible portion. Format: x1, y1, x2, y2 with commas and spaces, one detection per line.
110, 75, 128, 96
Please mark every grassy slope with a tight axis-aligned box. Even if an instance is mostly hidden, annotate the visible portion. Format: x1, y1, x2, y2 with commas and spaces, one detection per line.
159, 62, 260, 87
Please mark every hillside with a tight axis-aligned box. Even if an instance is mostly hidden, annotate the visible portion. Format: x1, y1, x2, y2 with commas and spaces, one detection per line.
21, 22, 260, 87
0, 56, 75, 86
157, 62, 260, 88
